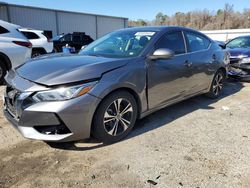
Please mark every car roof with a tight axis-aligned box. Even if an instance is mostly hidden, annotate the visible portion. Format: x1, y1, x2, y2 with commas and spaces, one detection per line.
115, 26, 211, 41
19, 28, 43, 33
0, 20, 21, 30
119, 26, 201, 32
232, 35, 250, 39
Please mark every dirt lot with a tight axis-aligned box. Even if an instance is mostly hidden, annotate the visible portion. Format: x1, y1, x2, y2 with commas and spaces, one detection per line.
0, 81, 250, 188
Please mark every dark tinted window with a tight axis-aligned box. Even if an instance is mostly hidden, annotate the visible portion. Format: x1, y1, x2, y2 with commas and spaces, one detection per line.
0, 26, 9, 34
185, 32, 210, 52
155, 31, 186, 55
21, 31, 40, 39
43, 30, 52, 39
62, 34, 72, 42
73, 35, 81, 42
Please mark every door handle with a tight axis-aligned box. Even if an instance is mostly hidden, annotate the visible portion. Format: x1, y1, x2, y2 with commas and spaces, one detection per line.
184, 60, 192, 68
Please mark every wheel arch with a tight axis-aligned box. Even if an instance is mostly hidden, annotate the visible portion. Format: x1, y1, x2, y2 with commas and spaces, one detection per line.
32, 47, 47, 54
218, 67, 227, 77
90, 87, 142, 133
0, 52, 12, 70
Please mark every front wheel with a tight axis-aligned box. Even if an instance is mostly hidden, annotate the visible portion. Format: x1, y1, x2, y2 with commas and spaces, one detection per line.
206, 70, 225, 98
92, 91, 138, 144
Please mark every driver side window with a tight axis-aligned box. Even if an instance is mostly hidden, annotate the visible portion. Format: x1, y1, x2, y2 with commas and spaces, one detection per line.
62, 34, 72, 42
155, 31, 186, 55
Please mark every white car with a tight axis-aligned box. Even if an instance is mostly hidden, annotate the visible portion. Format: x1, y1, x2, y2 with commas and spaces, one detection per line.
0, 20, 32, 84
19, 28, 53, 58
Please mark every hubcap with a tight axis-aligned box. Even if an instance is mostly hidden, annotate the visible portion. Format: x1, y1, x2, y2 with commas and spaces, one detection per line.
103, 98, 133, 136
213, 73, 223, 96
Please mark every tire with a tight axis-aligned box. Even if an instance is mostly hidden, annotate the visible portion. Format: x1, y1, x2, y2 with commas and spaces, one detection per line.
206, 70, 225, 99
92, 91, 138, 144
0, 62, 7, 85
32, 50, 44, 58
53, 47, 61, 53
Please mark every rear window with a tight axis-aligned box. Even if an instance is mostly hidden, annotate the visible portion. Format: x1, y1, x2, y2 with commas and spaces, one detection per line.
21, 31, 40, 39
0, 26, 9, 34
185, 32, 211, 52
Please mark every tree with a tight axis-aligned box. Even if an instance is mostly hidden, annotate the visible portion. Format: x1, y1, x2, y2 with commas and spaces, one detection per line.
155, 12, 168, 25
128, 3, 250, 30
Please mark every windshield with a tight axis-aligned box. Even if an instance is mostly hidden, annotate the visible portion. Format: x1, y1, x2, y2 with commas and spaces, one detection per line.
226, 37, 250, 49
80, 30, 156, 58
52, 35, 63, 41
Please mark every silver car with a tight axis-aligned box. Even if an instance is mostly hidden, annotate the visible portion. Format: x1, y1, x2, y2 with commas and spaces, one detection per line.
3, 27, 228, 143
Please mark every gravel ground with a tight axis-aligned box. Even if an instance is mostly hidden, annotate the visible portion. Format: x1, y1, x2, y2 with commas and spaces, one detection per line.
0, 81, 250, 188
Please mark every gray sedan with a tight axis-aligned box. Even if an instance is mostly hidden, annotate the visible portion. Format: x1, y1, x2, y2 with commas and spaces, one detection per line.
3, 26, 228, 143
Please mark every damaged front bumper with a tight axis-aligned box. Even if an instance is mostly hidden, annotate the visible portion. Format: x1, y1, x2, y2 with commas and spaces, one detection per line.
228, 58, 250, 79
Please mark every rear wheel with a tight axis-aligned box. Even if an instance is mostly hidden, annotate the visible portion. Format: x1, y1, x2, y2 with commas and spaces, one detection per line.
206, 70, 225, 98
32, 50, 45, 58
0, 61, 7, 85
92, 91, 138, 144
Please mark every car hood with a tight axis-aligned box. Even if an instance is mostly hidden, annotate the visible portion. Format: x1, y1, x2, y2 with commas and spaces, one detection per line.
227, 48, 250, 58
16, 54, 128, 86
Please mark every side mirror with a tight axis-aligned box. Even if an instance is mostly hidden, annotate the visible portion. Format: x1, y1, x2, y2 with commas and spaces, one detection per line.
215, 41, 226, 49
149, 48, 174, 60
219, 44, 226, 49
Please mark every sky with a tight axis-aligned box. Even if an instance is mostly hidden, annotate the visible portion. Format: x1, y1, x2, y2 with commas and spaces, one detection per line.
2, 0, 250, 20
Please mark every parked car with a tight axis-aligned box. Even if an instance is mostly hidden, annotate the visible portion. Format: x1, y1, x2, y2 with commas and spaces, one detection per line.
0, 20, 32, 84
52, 32, 94, 53
19, 28, 53, 58
4, 26, 228, 143
225, 36, 250, 79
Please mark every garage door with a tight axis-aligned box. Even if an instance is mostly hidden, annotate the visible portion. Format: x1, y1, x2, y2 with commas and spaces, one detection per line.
57, 12, 96, 39
0, 5, 8, 21
97, 16, 125, 38
8, 6, 57, 36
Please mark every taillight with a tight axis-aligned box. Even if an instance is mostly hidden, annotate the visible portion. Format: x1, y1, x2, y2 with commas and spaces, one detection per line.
13, 41, 32, 48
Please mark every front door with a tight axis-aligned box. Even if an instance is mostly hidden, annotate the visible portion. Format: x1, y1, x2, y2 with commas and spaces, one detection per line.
147, 31, 193, 109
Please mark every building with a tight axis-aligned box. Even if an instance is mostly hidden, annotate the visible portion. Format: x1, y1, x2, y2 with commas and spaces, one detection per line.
201, 29, 250, 42
0, 2, 128, 39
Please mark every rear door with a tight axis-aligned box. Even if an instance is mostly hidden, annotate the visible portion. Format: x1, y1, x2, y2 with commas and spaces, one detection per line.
183, 31, 213, 93
147, 30, 193, 109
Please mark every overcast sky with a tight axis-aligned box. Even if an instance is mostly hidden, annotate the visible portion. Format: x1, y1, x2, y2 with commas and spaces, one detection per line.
2, 0, 250, 20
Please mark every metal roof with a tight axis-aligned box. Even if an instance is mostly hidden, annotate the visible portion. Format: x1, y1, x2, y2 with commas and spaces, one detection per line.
0, 2, 128, 20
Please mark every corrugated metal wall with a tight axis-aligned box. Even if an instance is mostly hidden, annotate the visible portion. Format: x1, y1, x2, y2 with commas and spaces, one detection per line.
0, 5, 8, 21
0, 4, 128, 38
57, 12, 97, 39
202, 29, 250, 42
8, 6, 57, 36
97, 17, 125, 37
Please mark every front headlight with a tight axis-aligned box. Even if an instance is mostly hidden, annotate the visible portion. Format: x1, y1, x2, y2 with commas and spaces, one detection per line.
240, 57, 250, 64
32, 82, 97, 102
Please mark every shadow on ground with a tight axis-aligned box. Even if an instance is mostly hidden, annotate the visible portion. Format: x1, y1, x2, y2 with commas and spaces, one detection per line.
48, 80, 244, 151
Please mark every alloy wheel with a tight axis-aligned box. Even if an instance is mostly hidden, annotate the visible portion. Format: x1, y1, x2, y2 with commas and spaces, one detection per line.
103, 98, 133, 136
212, 73, 224, 96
